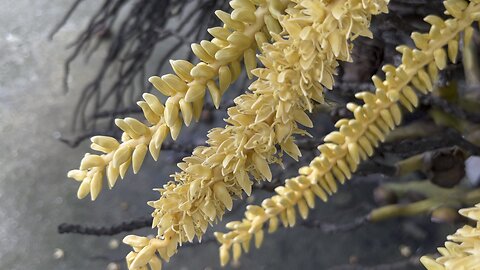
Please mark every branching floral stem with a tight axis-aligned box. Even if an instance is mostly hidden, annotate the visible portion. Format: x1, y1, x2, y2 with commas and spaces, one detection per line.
121, 0, 389, 268
67, 0, 288, 200
215, 1, 480, 265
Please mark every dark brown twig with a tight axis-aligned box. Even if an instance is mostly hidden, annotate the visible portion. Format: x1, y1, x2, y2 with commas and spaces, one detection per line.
58, 216, 151, 236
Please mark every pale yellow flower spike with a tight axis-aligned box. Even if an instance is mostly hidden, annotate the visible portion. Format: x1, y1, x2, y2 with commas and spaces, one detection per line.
67, 0, 290, 201
216, 0, 480, 266
421, 204, 480, 270
122, 0, 389, 269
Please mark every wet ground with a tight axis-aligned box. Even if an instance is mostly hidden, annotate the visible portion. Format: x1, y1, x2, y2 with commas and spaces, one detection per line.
0, 1, 456, 270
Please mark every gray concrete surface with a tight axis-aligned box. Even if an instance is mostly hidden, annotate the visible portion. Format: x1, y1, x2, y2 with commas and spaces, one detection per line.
0, 1, 446, 269
0, 1, 147, 269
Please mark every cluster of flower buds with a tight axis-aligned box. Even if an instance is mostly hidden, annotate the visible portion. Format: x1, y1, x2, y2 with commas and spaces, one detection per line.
216, 0, 480, 265
216, 0, 480, 270
122, 0, 389, 268
67, 0, 291, 201
421, 203, 480, 270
